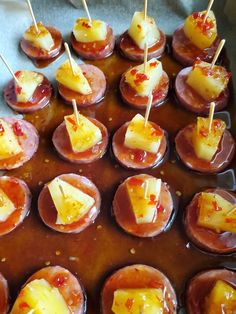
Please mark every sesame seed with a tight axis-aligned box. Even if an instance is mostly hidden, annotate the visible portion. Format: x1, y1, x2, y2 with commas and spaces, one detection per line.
171, 160, 176, 164
97, 225, 102, 230
38, 181, 43, 186
79, 169, 83, 173
44, 159, 50, 163
69, 256, 78, 261
55, 250, 61, 256
160, 170, 164, 175
1, 258, 6, 262
108, 117, 113, 122
176, 191, 182, 197
45, 261, 51, 266
130, 248, 136, 255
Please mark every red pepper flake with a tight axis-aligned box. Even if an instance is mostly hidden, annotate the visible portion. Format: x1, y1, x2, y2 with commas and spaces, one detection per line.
16, 85, 22, 95
225, 218, 236, 224
134, 73, 148, 86
52, 274, 68, 288
199, 127, 208, 137
133, 150, 146, 162
192, 12, 215, 35
137, 24, 142, 30
12, 122, 24, 137
0, 124, 4, 136
148, 194, 158, 205
14, 71, 21, 78
82, 21, 91, 28
125, 298, 134, 311
149, 279, 164, 289
130, 69, 138, 76
213, 120, 222, 129
19, 302, 30, 309
67, 117, 78, 132
212, 200, 222, 211
151, 128, 163, 137
156, 203, 164, 212
192, 12, 199, 19
129, 177, 143, 187
150, 61, 158, 67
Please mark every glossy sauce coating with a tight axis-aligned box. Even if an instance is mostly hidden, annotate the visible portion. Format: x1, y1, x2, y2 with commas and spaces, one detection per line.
0, 273, 8, 314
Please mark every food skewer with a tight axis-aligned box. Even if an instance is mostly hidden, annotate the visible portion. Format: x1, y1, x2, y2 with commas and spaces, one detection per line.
72, 99, 80, 125
210, 39, 225, 69
144, 0, 148, 21
144, 180, 149, 199
203, 0, 215, 23
144, 94, 153, 127
26, 0, 39, 33
59, 184, 66, 199
64, 42, 76, 76
81, 0, 92, 25
144, 42, 148, 73
208, 102, 215, 133
0, 54, 19, 84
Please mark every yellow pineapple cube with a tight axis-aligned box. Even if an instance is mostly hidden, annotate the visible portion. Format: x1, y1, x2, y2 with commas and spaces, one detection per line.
125, 58, 163, 97
0, 188, 15, 222
48, 177, 95, 225
73, 18, 107, 42
23, 22, 54, 51
205, 280, 236, 314
124, 114, 163, 154
192, 118, 225, 161
0, 119, 22, 160
65, 113, 102, 153
197, 192, 236, 233
112, 289, 163, 314
186, 61, 230, 101
55, 59, 92, 95
10, 279, 69, 314
15, 71, 43, 103
126, 177, 161, 224
183, 10, 217, 50
128, 11, 160, 49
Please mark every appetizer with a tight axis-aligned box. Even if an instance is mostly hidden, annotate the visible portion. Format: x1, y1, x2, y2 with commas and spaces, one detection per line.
186, 269, 236, 314
113, 174, 174, 237
20, 22, 62, 61
0, 273, 8, 314
4, 70, 52, 113
0, 117, 39, 170
175, 60, 230, 114
71, 18, 115, 60
38, 174, 101, 233
10, 266, 86, 314
120, 58, 169, 109
112, 114, 167, 169
175, 116, 235, 173
118, 11, 166, 61
172, 10, 220, 66
52, 112, 108, 164
101, 264, 177, 313
184, 188, 236, 254
0, 176, 31, 236
55, 59, 106, 106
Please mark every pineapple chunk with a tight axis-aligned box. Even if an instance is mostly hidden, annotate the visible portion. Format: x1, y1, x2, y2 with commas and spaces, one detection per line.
126, 176, 161, 224
186, 61, 230, 101
55, 59, 92, 95
205, 280, 236, 314
125, 58, 163, 97
192, 118, 225, 161
23, 22, 54, 51
112, 289, 163, 314
15, 70, 44, 103
10, 279, 69, 314
128, 11, 160, 49
183, 10, 217, 50
65, 114, 102, 153
0, 119, 22, 160
73, 18, 107, 42
124, 114, 163, 154
48, 177, 94, 225
0, 188, 15, 222
197, 192, 236, 233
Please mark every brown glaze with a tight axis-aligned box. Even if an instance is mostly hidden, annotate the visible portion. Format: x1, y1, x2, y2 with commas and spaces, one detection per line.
186, 269, 236, 314
0, 118, 39, 170
120, 71, 169, 109
118, 30, 166, 61
52, 117, 108, 164
172, 26, 220, 66
113, 174, 174, 237
4, 75, 52, 113
58, 64, 106, 106
20, 26, 63, 61
112, 122, 167, 170
0, 273, 8, 314
184, 189, 236, 254
175, 123, 235, 173
38, 174, 101, 234
71, 26, 115, 60
25, 266, 85, 314
0, 176, 31, 237
175, 67, 229, 115
101, 264, 177, 313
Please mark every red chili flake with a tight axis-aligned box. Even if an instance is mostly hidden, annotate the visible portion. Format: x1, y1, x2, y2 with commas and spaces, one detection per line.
16, 85, 22, 95
213, 120, 222, 129
151, 128, 162, 137
19, 302, 30, 309
14, 71, 21, 78
67, 117, 78, 132
137, 24, 142, 30
156, 203, 164, 212
193, 13, 215, 35
0, 124, 4, 136
212, 200, 222, 211
134, 73, 148, 86
52, 274, 68, 288
12, 122, 24, 137
133, 150, 146, 162
199, 127, 208, 137
192, 12, 199, 19
130, 69, 138, 76
225, 218, 236, 224
149, 194, 158, 205
125, 298, 134, 311
149, 279, 164, 289
129, 177, 144, 186
82, 21, 91, 28
150, 61, 158, 67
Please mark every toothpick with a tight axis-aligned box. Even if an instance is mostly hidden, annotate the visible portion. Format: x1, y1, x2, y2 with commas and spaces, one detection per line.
144, 42, 148, 73
208, 102, 215, 134
72, 99, 80, 126
81, 0, 92, 25
26, 0, 39, 33
210, 39, 225, 69
64, 43, 76, 76
203, 0, 215, 23
226, 207, 236, 216
144, 181, 149, 199
0, 54, 19, 84
144, 0, 148, 21
59, 184, 66, 198
144, 94, 153, 127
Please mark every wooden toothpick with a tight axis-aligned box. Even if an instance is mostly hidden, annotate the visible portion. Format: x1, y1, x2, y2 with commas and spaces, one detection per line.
59, 184, 66, 198
26, 0, 39, 33
81, 0, 92, 25
144, 94, 153, 127
210, 39, 225, 69
144, 0, 148, 21
0, 54, 19, 84
203, 0, 215, 23
72, 99, 80, 126
144, 42, 148, 73
64, 43, 76, 76
144, 180, 149, 199
208, 102, 215, 134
